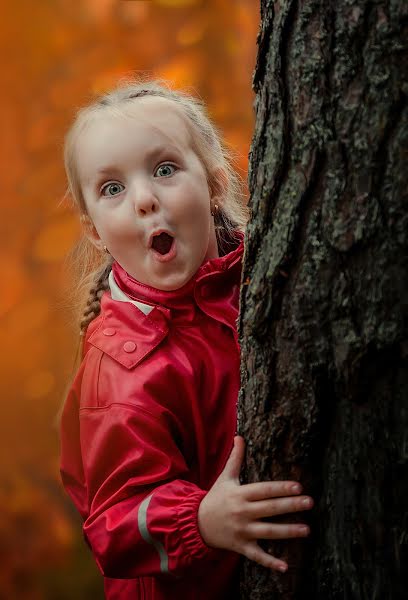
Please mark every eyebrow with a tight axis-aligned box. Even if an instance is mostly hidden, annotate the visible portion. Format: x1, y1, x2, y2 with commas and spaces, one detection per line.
92, 144, 183, 180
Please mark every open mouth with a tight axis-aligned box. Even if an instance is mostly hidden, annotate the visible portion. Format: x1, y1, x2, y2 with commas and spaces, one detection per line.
151, 232, 174, 256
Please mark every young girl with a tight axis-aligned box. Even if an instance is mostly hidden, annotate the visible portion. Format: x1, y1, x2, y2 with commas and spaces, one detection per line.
59, 79, 313, 600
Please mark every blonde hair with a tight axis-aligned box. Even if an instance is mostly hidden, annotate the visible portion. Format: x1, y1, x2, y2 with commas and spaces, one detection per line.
63, 76, 249, 335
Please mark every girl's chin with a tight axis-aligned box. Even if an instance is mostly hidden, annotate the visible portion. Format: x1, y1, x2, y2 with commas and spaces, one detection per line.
150, 265, 198, 291
151, 274, 192, 291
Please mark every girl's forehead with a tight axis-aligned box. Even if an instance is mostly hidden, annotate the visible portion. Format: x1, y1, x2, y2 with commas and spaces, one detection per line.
77, 98, 196, 182
88, 98, 191, 148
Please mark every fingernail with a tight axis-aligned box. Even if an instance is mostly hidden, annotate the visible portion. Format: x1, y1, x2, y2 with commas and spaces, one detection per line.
300, 526, 310, 535
278, 564, 287, 572
302, 498, 312, 507
291, 484, 301, 493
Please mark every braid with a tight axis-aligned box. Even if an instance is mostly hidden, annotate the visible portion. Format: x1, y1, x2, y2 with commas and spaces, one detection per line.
80, 264, 112, 336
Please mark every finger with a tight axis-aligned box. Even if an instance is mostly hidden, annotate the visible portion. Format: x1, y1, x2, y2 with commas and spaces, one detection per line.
243, 541, 288, 572
221, 435, 246, 481
242, 480, 303, 501
246, 521, 310, 540
247, 495, 314, 519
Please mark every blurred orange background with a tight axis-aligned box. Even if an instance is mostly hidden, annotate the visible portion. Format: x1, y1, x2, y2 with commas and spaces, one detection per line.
0, 0, 258, 597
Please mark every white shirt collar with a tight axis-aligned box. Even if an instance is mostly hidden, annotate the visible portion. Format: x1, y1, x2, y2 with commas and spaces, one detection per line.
108, 270, 155, 315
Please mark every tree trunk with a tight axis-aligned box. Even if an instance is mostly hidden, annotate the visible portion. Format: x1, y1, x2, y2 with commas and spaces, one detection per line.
238, 1, 407, 598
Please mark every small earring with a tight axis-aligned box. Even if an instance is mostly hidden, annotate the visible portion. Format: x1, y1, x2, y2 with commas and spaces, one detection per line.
211, 203, 219, 217
103, 245, 110, 255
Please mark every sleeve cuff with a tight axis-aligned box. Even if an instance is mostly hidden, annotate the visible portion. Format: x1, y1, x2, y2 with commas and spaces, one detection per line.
176, 489, 222, 563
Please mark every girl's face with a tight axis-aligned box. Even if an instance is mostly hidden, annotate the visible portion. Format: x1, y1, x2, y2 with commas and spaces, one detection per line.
77, 97, 221, 291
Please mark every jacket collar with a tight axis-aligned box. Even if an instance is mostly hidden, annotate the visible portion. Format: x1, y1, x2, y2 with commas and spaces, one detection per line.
108, 270, 155, 316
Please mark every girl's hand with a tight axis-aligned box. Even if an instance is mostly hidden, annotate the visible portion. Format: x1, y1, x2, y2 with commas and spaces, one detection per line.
197, 436, 313, 572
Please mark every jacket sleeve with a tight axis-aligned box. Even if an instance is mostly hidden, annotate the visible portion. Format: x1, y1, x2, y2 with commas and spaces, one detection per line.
60, 381, 224, 580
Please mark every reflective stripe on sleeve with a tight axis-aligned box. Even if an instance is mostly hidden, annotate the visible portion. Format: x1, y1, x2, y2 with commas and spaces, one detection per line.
138, 493, 169, 574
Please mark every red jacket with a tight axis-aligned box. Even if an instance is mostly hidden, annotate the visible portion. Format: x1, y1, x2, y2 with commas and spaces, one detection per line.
60, 232, 244, 599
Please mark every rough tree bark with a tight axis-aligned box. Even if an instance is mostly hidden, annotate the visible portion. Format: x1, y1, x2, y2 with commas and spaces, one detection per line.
237, 1, 407, 598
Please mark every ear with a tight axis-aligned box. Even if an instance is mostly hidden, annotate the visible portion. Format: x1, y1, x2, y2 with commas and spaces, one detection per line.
208, 167, 228, 206
80, 214, 103, 250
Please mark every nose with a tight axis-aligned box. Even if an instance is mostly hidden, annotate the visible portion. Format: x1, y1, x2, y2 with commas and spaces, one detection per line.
131, 181, 160, 216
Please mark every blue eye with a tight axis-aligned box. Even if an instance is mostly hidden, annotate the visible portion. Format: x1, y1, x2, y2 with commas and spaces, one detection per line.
155, 164, 177, 177
101, 182, 125, 197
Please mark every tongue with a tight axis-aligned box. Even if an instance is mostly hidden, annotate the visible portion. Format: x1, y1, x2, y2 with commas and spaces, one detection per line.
152, 232, 173, 255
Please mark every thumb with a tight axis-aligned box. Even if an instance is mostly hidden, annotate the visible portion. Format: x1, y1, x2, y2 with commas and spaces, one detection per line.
221, 435, 245, 481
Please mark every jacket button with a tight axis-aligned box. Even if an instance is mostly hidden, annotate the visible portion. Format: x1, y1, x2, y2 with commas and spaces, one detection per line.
103, 328, 116, 336
123, 341, 137, 353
